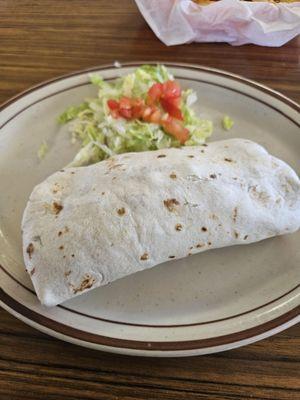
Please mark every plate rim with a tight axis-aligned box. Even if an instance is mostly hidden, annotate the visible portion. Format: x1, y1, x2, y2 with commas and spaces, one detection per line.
1, 61, 299, 112
1, 62, 299, 354
1, 289, 299, 353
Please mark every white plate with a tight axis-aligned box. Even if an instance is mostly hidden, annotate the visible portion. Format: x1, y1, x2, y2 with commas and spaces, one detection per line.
0, 63, 299, 357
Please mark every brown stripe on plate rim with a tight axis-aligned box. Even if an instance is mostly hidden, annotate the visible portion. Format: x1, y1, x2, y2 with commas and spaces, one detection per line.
1, 264, 299, 328
1, 288, 299, 351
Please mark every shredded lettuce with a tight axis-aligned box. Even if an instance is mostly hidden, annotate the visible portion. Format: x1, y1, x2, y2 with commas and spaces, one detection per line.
37, 141, 49, 160
222, 115, 234, 131
58, 65, 213, 167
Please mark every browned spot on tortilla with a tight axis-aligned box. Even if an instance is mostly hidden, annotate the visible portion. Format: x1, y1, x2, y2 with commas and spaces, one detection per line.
26, 243, 34, 259
210, 214, 218, 220
71, 171, 75, 174
117, 207, 126, 216
73, 274, 95, 294
224, 145, 229, 148
169, 255, 176, 259
201, 227, 207, 232
170, 173, 177, 179
63, 255, 66, 259
187, 155, 194, 158
208, 241, 212, 246
157, 154, 166, 158
59, 245, 64, 250
234, 231, 239, 239
196, 243, 204, 248
164, 198, 180, 212
224, 158, 233, 162
71, 254, 75, 258
244, 235, 249, 240
52, 202, 63, 215
140, 253, 149, 261
201, 144, 208, 147
108, 163, 124, 171
233, 207, 238, 223
60, 169, 65, 172
233, 177, 238, 181
112, 177, 117, 181
59, 226, 69, 236
30, 267, 35, 276
64, 270, 71, 277
210, 174, 217, 179
175, 223, 183, 231
188, 253, 192, 256
249, 185, 270, 205
189, 246, 193, 250
201, 150, 205, 153
101, 192, 105, 195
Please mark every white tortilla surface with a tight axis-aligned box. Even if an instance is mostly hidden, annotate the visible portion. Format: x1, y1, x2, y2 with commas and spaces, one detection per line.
22, 139, 300, 306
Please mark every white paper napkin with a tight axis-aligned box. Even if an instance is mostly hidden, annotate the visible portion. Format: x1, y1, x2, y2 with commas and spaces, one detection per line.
135, 0, 300, 46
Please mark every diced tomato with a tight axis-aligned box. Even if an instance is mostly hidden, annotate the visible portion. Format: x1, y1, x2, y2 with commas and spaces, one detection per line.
160, 98, 183, 120
149, 109, 162, 124
119, 108, 132, 119
131, 98, 145, 108
162, 80, 181, 99
131, 105, 143, 118
106, 79, 188, 142
161, 116, 189, 144
107, 99, 119, 110
147, 83, 163, 105
131, 98, 145, 118
119, 97, 132, 109
168, 96, 181, 108
142, 106, 153, 122
110, 109, 120, 119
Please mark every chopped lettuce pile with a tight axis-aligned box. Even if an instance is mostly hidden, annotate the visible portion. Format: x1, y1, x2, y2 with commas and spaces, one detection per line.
58, 65, 213, 167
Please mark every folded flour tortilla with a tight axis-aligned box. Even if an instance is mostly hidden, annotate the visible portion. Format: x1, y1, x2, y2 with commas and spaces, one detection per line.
22, 139, 300, 306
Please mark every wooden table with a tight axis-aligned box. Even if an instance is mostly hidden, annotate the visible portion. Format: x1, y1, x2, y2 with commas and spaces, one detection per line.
1, 1, 299, 399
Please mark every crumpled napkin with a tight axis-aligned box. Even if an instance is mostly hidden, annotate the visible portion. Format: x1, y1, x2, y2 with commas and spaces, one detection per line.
135, 0, 300, 46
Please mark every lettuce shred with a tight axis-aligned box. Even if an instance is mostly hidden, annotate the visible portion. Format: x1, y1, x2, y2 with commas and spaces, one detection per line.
37, 141, 49, 160
222, 115, 234, 131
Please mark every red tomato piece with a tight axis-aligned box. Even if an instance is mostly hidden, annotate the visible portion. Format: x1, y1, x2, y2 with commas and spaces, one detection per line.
161, 116, 189, 144
162, 80, 181, 99
110, 109, 120, 119
142, 106, 154, 122
147, 83, 163, 105
119, 97, 132, 109
131, 98, 145, 118
107, 99, 119, 110
119, 108, 132, 119
131, 105, 143, 118
160, 98, 183, 120
149, 109, 162, 124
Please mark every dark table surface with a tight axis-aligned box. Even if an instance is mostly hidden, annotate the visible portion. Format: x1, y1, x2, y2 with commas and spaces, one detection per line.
0, 1, 299, 399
